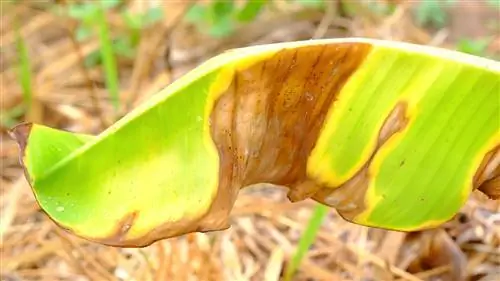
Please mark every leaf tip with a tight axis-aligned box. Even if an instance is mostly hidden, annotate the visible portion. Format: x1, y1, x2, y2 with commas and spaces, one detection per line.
478, 177, 500, 200
8, 122, 33, 159
8, 122, 34, 186
474, 145, 499, 200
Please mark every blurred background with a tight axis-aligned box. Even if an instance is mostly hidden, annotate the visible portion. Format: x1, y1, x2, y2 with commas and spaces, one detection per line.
1, 0, 499, 280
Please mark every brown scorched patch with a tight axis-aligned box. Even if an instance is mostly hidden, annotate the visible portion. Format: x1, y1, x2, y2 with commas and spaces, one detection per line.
312, 102, 410, 221
95, 211, 213, 248
8, 122, 34, 185
202, 42, 373, 229
474, 145, 500, 200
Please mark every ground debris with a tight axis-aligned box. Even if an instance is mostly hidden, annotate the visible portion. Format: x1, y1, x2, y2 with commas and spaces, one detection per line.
1, 1, 498, 280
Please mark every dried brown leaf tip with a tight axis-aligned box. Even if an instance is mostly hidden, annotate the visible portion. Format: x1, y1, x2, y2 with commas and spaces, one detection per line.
475, 146, 499, 200
8, 122, 33, 154
8, 122, 33, 183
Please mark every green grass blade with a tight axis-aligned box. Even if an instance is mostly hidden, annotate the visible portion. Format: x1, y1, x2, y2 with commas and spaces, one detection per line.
95, 4, 120, 112
237, 0, 267, 22
15, 20, 33, 110
285, 203, 329, 281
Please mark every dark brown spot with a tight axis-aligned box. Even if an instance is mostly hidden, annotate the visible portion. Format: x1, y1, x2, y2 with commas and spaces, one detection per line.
457, 212, 468, 224
93, 212, 137, 246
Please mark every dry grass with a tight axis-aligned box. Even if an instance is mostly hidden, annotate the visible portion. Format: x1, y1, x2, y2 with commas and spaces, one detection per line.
1, 1, 499, 281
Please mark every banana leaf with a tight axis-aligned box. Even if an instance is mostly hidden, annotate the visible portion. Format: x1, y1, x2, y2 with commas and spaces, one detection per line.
10, 38, 499, 247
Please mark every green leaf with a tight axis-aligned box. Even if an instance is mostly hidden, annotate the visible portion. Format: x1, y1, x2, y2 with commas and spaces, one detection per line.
75, 26, 93, 41
113, 37, 136, 59
185, 4, 208, 23
123, 7, 165, 29
415, 0, 450, 28
456, 38, 491, 56
186, 1, 237, 37
211, 0, 235, 19
209, 16, 236, 37
68, 3, 97, 19
294, 0, 325, 8
84, 50, 102, 67
123, 11, 143, 29
367, 1, 397, 16
208, 1, 237, 36
101, 0, 121, 9
237, 0, 267, 22
13, 124, 94, 176
0, 104, 25, 128
143, 7, 164, 26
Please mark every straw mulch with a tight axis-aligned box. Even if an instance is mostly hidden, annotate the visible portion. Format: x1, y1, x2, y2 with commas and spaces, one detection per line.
1, 1, 499, 281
